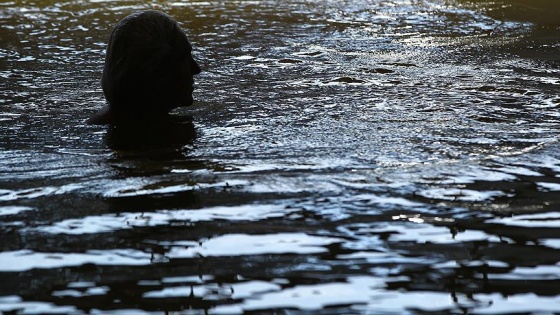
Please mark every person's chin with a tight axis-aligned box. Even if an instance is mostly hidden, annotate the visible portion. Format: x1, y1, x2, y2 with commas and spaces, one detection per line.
183, 94, 194, 106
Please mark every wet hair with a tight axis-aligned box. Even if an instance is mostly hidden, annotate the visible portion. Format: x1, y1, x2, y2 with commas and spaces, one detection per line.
98, 10, 200, 122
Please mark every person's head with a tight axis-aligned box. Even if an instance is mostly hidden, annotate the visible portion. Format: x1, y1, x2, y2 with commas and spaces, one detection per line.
88, 10, 201, 124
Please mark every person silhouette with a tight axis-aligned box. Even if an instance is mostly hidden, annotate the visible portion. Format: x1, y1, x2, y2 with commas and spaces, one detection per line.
87, 10, 201, 125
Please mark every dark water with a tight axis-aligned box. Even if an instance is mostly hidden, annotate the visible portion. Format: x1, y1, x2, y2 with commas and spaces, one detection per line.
2, 0, 560, 313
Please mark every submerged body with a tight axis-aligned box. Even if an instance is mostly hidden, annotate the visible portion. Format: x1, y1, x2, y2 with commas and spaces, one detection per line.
87, 10, 201, 124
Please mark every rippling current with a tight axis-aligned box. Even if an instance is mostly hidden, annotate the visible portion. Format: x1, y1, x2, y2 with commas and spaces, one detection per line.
2, 0, 560, 314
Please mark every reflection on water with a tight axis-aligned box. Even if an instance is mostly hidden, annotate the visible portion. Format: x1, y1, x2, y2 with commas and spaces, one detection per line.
104, 116, 196, 150
2, 0, 560, 313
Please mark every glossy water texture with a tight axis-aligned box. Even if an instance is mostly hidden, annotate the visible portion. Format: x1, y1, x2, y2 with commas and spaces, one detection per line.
2, 0, 560, 314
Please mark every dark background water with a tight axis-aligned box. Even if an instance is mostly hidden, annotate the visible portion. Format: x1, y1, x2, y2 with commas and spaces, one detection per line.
2, 0, 560, 313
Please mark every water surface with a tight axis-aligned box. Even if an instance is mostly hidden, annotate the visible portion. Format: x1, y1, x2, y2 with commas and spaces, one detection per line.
2, 0, 560, 313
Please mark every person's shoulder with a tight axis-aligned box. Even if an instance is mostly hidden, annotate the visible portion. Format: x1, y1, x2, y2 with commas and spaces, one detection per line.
86, 105, 114, 125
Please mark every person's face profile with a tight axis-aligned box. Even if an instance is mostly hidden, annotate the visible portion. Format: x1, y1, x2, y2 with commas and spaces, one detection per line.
177, 44, 201, 107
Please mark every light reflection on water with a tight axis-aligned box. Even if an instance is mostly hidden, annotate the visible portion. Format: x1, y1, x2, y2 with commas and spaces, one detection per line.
2, 0, 560, 313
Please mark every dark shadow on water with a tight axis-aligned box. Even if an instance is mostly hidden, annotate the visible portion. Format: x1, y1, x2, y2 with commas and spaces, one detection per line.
457, 0, 560, 26
100, 115, 203, 211
104, 115, 197, 152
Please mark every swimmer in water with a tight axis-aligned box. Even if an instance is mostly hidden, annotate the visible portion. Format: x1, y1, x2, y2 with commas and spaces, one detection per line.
87, 10, 201, 125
